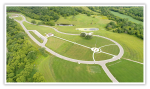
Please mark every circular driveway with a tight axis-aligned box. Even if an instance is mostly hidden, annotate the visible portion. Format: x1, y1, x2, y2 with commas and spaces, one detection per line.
11, 14, 124, 83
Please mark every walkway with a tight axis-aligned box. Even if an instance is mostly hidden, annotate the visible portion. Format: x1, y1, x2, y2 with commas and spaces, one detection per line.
10, 14, 125, 83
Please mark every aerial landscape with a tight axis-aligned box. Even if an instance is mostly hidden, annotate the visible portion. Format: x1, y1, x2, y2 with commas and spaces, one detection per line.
6, 6, 144, 83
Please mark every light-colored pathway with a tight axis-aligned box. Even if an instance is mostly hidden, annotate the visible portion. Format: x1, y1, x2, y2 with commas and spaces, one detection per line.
53, 36, 91, 49
10, 14, 125, 83
123, 58, 143, 64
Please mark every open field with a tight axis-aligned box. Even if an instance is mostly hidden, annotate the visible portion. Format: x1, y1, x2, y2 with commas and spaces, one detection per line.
106, 59, 143, 82
94, 53, 113, 61
37, 55, 55, 82
55, 14, 111, 34
110, 11, 143, 24
53, 14, 143, 62
50, 56, 112, 82
7, 7, 144, 83
23, 18, 143, 63
46, 37, 93, 61
101, 45, 120, 55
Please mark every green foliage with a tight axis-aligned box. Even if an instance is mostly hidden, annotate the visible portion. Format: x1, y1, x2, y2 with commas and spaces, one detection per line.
7, 6, 20, 12
87, 13, 91, 16
110, 6, 143, 21
85, 35, 93, 39
19, 7, 60, 21
16, 76, 26, 82
31, 20, 36, 24
7, 78, 14, 82
27, 51, 37, 62
37, 22, 43, 25
44, 21, 55, 26
88, 6, 143, 39
80, 32, 86, 37
6, 16, 45, 82
38, 47, 48, 57
33, 72, 45, 82
80, 32, 92, 39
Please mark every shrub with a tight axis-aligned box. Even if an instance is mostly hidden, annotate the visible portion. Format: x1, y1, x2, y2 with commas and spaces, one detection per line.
85, 35, 93, 39
31, 20, 36, 24
38, 47, 48, 57
45, 21, 55, 26
37, 22, 43, 25
80, 32, 86, 37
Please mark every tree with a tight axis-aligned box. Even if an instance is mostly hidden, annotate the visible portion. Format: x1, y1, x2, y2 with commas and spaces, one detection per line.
38, 47, 47, 57
87, 13, 91, 16
80, 32, 86, 37
27, 51, 37, 61
7, 78, 14, 82
7, 73, 14, 78
16, 75, 26, 82
33, 72, 45, 82
31, 20, 36, 24
45, 21, 55, 26
85, 35, 93, 39
37, 22, 43, 25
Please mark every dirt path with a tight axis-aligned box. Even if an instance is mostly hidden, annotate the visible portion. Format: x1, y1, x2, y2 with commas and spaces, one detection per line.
10, 15, 125, 83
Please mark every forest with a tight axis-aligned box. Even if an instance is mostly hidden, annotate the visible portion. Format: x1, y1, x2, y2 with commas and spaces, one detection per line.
6, 16, 47, 82
88, 6, 143, 39
7, 6, 92, 26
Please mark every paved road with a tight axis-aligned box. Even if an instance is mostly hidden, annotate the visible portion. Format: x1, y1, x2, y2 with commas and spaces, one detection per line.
10, 15, 125, 83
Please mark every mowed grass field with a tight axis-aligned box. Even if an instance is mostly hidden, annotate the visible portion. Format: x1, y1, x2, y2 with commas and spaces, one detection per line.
50, 56, 112, 82
53, 13, 143, 62
23, 17, 143, 63
9, 10, 144, 82
29, 31, 43, 43
110, 11, 143, 24
106, 59, 143, 82
94, 53, 113, 61
101, 45, 120, 55
46, 36, 115, 61
23, 22, 117, 61
55, 14, 111, 34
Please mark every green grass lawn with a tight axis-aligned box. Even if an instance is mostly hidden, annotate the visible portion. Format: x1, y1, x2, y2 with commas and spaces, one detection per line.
110, 11, 143, 24
106, 59, 143, 82
53, 14, 143, 63
46, 37, 93, 61
11, 11, 144, 82
14, 16, 23, 21
45, 36, 116, 61
37, 55, 55, 82
94, 53, 113, 61
23, 20, 143, 63
29, 31, 43, 43
101, 45, 120, 55
55, 14, 111, 34
50, 56, 112, 82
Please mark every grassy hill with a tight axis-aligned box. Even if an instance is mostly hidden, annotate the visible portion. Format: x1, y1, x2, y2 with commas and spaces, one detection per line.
8, 10, 143, 82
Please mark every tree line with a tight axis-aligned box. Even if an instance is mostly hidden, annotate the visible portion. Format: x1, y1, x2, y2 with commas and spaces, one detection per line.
109, 6, 143, 21
7, 6, 93, 26
88, 6, 143, 39
6, 16, 47, 82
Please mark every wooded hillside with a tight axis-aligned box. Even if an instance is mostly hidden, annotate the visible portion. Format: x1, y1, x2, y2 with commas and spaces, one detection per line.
6, 16, 46, 82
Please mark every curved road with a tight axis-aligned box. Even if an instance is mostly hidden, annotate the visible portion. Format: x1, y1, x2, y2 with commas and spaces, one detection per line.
10, 14, 124, 83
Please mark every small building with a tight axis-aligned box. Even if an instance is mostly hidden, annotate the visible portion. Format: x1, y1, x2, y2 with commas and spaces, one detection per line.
46, 33, 54, 37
